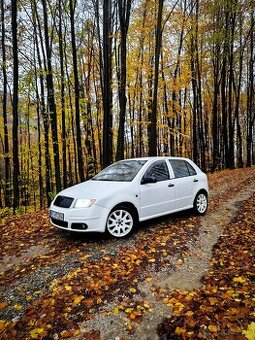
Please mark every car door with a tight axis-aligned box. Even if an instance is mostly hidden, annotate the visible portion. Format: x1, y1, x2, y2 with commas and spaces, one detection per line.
139, 160, 176, 220
168, 159, 198, 210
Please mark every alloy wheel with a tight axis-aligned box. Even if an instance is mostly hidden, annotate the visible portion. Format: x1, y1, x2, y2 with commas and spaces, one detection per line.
196, 193, 208, 214
106, 209, 134, 237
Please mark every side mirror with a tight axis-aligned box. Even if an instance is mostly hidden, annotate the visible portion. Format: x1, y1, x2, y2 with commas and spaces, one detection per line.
141, 174, 157, 185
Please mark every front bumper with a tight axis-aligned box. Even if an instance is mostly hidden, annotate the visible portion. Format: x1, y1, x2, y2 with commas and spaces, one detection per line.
49, 204, 110, 233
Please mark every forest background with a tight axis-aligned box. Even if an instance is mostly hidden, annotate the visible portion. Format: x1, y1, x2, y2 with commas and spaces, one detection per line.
0, 0, 254, 212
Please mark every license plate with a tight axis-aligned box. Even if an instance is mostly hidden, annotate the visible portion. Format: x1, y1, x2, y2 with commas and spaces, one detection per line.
50, 210, 64, 221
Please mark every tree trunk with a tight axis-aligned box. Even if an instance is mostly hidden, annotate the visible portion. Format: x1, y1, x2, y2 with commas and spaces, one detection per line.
58, 0, 67, 188
246, 11, 254, 167
33, 0, 52, 206
69, 0, 84, 182
102, 0, 113, 167
116, 0, 132, 160
1, 0, 11, 207
11, 0, 20, 211
148, 0, 164, 156
42, 0, 62, 192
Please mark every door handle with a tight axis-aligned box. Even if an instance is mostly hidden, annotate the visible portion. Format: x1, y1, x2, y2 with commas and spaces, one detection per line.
193, 179, 198, 182
168, 183, 174, 187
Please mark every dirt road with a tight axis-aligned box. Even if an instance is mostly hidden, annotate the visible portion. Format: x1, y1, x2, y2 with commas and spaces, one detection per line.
0, 167, 254, 339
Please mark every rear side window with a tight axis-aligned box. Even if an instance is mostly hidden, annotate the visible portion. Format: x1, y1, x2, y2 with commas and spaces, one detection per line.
186, 161, 197, 176
144, 161, 170, 182
169, 160, 197, 178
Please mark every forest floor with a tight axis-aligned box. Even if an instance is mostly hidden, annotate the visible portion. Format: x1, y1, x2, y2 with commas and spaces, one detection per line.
0, 167, 255, 340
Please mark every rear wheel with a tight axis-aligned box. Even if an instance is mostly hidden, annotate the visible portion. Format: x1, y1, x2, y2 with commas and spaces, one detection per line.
106, 207, 135, 238
194, 192, 208, 215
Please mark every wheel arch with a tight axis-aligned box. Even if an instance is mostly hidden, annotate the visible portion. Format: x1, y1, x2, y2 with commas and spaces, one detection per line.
109, 202, 139, 222
195, 188, 208, 198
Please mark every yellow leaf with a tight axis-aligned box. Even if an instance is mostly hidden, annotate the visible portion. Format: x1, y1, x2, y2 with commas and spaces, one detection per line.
233, 276, 246, 284
129, 287, 137, 293
208, 297, 218, 305
113, 307, 119, 315
148, 258, 155, 263
96, 297, 102, 304
144, 277, 152, 283
185, 310, 194, 317
175, 327, 186, 335
65, 285, 72, 291
208, 325, 218, 333
30, 328, 44, 339
242, 322, 255, 340
13, 304, 23, 311
125, 308, 133, 314
73, 329, 81, 336
80, 255, 91, 261
126, 322, 133, 331
228, 307, 239, 315
73, 295, 84, 306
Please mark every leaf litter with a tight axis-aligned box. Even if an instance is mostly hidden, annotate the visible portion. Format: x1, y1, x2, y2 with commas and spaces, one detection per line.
0, 167, 254, 339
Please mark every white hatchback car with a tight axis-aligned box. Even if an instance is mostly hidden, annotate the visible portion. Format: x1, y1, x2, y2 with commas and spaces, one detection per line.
50, 157, 208, 238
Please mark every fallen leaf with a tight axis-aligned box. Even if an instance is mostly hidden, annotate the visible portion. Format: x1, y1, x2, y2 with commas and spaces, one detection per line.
208, 325, 218, 333
30, 328, 44, 339
0, 301, 8, 309
13, 304, 23, 311
233, 276, 246, 284
242, 322, 255, 340
73, 295, 84, 306
129, 287, 136, 293
175, 326, 186, 335
0, 320, 7, 331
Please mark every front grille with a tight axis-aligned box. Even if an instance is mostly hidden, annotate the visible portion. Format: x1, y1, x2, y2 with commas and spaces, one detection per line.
54, 195, 74, 208
51, 218, 68, 228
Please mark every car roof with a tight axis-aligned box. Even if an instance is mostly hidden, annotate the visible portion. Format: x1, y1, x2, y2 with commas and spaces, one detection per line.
122, 156, 192, 162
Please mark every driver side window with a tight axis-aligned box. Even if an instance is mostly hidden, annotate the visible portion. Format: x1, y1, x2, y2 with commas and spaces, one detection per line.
143, 161, 170, 182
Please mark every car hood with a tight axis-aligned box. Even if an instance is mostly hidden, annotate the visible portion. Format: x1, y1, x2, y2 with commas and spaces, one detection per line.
57, 180, 131, 200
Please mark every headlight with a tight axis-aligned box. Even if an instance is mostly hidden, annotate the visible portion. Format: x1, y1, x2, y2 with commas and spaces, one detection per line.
74, 199, 96, 208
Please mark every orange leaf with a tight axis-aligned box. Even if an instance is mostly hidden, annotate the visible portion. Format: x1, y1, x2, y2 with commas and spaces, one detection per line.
0, 302, 8, 309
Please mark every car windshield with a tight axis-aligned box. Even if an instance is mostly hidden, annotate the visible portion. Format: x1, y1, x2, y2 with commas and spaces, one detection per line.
92, 160, 147, 182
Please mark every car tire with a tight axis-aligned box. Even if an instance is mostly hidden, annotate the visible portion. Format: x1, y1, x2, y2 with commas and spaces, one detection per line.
106, 206, 136, 238
193, 191, 208, 215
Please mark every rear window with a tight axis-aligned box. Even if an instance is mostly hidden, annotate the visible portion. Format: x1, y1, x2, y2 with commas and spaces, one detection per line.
169, 160, 197, 178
